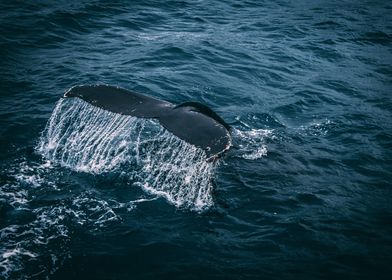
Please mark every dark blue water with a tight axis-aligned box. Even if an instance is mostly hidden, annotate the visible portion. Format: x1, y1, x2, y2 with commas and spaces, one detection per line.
1, 0, 392, 279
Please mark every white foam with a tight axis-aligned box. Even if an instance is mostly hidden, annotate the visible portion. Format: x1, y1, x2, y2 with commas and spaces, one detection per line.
71, 194, 120, 227
232, 128, 272, 160
0, 206, 70, 278
111, 197, 158, 212
0, 247, 38, 278
298, 119, 332, 136
2, 248, 37, 259
0, 158, 147, 278
0, 185, 28, 208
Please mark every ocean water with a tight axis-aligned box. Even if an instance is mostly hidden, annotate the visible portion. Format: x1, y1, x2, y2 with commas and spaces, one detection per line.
1, 0, 391, 279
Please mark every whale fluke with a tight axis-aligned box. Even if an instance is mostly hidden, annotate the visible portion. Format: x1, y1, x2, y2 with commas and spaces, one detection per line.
64, 85, 231, 159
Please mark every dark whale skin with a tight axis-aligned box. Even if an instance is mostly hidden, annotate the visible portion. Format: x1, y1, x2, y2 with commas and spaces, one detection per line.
64, 85, 231, 160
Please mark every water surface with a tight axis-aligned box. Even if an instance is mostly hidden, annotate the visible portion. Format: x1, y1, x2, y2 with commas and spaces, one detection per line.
1, 0, 391, 279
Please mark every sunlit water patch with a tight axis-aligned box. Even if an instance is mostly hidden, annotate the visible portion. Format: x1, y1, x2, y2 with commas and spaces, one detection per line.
37, 98, 215, 211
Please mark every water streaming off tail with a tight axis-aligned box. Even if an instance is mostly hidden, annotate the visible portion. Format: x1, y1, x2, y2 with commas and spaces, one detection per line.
37, 98, 214, 211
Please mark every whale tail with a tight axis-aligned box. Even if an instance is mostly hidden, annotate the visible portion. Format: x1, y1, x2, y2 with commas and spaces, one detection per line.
64, 85, 232, 160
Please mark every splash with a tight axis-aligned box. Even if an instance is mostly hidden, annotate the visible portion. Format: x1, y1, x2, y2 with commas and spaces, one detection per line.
37, 98, 138, 173
37, 98, 214, 211
232, 128, 272, 160
139, 135, 214, 209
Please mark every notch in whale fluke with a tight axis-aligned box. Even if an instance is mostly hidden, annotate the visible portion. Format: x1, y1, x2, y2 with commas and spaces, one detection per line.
64, 85, 232, 160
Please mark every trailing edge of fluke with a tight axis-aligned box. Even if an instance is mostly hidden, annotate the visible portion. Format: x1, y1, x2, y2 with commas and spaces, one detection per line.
64, 85, 232, 160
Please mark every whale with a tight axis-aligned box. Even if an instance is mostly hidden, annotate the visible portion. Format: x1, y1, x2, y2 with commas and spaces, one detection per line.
64, 85, 232, 160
